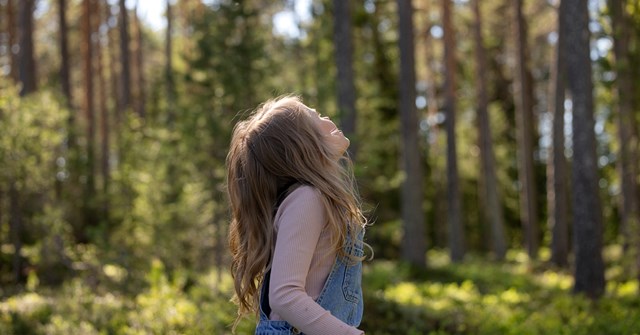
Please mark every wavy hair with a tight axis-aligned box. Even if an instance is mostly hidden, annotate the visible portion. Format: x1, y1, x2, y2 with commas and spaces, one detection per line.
226, 96, 367, 330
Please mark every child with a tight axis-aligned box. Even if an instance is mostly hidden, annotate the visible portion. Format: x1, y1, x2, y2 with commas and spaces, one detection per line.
226, 96, 368, 335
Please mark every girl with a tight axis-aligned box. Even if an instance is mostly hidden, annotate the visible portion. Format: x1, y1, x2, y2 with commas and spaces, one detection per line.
226, 96, 368, 335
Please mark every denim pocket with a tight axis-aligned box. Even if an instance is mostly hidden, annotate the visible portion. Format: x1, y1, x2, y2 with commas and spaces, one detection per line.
341, 242, 364, 304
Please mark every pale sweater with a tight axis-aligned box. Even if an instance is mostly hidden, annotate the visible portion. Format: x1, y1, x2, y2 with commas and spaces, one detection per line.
268, 185, 364, 335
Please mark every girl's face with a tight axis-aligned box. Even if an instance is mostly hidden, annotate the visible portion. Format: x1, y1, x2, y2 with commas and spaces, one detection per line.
307, 108, 350, 157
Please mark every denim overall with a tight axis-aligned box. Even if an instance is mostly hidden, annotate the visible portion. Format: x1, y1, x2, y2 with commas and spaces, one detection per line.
255, 230, 365, 335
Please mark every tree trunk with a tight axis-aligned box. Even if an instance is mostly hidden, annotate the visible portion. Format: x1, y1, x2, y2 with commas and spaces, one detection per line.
83, 0, 97, 233
107, 2, 121, 127
18, 0, 36, 96
166, 0, 175, 125
97, 0, 110, 220
563, 0, 605, 299
134, 5, 146, 119
397, 0, 426, 268
333, 0, 357, 159
472, 0, 506, 260
513, 0, 538, 259
59, 0, 72, 107
119, 0, 131, 115
610, 0, 640, 280
548, 0, 569, 268
6, 0, 19, 83
443, 0, 465, 262
424, 24, 447, 249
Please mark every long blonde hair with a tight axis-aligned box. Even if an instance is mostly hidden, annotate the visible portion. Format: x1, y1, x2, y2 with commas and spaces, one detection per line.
226, 96, 366, 330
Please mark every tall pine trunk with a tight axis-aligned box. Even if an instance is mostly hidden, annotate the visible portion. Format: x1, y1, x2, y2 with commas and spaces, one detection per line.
563, 0, 605, 299
333, 0, 357, 158
472, 0, 505, 260
97, 0, 110, 220
59, 0, 72, 107
134, 5, 146, 119
166, 0, 175, 125
397, 0, 426, 268
443, 0, 464, 262
548, 0, 569, 268
107, 2, 121, 127
6, 0, 19, 83
18, 0, 36, 96
424, 23, 447, 249
82, 0, 97, 235
119, 0, 131, 115
513, 0, 538, 259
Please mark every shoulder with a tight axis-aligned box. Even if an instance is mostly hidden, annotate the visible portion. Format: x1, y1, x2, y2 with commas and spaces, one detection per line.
288, 184, 322, 201
275, 185, 326, 222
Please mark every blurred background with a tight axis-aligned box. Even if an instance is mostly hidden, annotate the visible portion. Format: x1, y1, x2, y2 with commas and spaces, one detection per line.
1, 0, 639, 333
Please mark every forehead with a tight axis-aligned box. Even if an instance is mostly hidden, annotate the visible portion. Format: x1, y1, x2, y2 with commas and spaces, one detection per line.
306, 107, 318, 116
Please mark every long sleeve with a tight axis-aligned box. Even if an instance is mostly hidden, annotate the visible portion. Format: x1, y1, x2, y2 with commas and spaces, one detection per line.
268, 186, 363, 335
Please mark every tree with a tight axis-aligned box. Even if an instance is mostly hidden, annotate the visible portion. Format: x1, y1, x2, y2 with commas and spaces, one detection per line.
134, 5, 146, 119
610, 0, 640, 278
107, 2, 120, 126
82, 0, 97, 236
5, 0, 19, 82
333, 0, 357, 158
397, 0, 426, 268
58, 0, 72, 107
442, 0, 464, 262
547, 0, 569, 268
18, 0, 36, 96
97, 0, 110, 219
166, 0, 175, 125
119, 0, 131, 115
562, 0, 605, 299
472, 0, 506, 260
513, 0, 538, 259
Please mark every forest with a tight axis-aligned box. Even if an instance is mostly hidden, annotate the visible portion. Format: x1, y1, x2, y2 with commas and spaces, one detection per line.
1, 0, 640, 334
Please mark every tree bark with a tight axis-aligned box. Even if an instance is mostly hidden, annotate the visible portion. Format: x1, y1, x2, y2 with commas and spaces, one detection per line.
119, 0, 131, 114
548, 0, 570, 268
563, 0, 605, 299
513, 0, 538, 259
107, 2, 121, 127
166, 0, 175, 125
397, 0, 426, 268
97, 0, 110, 220
134, 4, 146, 119
610, 0, 640, 280
59, 0, 72, 107
424, 24, 447, 249
472, 0, 506, 260
83, 0, 97, 233
333, 0, 357, 158
18, 0, 36, 96
6, 0, 19, 83
443, 0, 465, 262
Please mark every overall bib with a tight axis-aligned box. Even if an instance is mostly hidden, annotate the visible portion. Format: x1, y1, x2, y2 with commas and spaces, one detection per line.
254, 231, 365, 335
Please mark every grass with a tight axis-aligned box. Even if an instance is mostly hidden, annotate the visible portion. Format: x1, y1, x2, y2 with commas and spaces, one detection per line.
1, 247, 639, 334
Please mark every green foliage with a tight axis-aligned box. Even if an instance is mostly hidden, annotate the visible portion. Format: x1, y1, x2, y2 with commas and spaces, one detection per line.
0, 264, 255, 335
361, 250, 640, 335
0, 85, 67, 192
2, 251, 639, 334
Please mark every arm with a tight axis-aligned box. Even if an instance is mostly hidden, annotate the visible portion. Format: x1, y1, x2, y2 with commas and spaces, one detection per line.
269, 186, 363, 335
